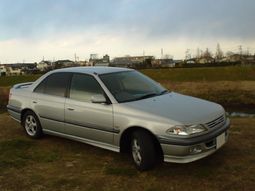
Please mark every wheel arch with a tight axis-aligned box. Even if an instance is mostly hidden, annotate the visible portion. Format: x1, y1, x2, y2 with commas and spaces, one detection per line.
20, 108, 40, 123
119, 126, 163, 158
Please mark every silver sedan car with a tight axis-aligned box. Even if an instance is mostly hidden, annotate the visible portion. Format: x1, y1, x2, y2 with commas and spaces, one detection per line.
7, 67, 230, 170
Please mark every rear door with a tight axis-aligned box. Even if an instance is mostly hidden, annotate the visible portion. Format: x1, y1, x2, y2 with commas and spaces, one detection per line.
33, 72, 71, 133
64, 73, 114, 144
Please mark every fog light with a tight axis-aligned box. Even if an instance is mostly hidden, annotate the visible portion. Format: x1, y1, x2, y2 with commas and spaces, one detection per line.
190, 145, 203, 154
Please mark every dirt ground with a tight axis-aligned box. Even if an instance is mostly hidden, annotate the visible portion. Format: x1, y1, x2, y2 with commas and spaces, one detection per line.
0, 112, 255, 191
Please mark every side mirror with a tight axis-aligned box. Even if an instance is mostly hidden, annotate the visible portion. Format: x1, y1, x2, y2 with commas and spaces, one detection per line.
91, 94, 107, 104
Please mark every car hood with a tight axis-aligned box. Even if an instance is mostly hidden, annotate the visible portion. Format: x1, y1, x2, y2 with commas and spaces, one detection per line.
123, 92, 225, 125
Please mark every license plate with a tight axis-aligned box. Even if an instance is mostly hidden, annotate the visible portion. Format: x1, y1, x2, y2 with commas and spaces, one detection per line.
216, 133, 225, 149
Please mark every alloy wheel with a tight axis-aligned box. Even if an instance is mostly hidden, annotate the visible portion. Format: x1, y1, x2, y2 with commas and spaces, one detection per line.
25, 115, 37, 136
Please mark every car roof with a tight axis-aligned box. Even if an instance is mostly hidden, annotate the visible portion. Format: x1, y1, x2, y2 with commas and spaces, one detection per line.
51, 66, 133, 75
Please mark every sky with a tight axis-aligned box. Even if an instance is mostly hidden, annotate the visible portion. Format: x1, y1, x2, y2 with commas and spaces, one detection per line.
0, 0, 255, 63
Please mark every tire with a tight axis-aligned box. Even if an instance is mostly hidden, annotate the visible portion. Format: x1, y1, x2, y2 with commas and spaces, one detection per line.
131, 130, 157, 171
22, 111, 43, 139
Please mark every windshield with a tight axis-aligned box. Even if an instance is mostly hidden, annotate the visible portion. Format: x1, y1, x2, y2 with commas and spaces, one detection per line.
99, 70, 168, 103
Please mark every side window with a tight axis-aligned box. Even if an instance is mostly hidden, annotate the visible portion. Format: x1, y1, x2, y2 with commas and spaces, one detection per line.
69, 74, 104, 102
34, 73, 70, 97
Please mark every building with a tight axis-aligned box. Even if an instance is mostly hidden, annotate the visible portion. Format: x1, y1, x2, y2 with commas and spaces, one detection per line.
0, 63, 37, 75
89, 54, 110, 67
224, 54, 255, 64
0, 65, 7, 76
37, 60, 53, 72
197, 57, 215, 64
77, 61, 89, 66
243, 55, 255, 64
53, 60, 76, 69
5, 66, 24, 76
152, 59, 176, 68
225, 54, 241, 62
111, 56, 154, 68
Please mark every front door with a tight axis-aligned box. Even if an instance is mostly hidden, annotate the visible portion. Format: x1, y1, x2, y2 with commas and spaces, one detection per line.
64, 73, 114, 144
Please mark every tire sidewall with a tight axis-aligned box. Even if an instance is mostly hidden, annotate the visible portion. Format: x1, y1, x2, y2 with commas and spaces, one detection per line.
131, 130, 157, 171
22, 111, 43, 138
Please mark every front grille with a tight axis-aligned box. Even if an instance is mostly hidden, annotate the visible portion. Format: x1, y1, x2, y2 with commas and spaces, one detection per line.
206, 115, 225, 129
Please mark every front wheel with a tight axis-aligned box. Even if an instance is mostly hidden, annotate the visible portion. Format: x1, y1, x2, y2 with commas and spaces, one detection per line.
131, 130, 157, 171
22, 111, 43, 138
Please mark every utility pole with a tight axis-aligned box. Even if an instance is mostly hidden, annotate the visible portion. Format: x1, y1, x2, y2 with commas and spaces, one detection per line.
185, 49, 191, 60
238, 45, 243, 55
216, 43, 223, 60
74, 53, 77, 63
247, 48, 250, 56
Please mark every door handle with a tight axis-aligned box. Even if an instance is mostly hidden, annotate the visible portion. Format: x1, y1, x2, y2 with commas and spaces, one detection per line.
67, 107, 74, 111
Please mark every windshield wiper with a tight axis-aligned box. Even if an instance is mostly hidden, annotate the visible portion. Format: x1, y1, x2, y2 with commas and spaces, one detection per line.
121, 90, 169, 103
158, 89, 169, 95
134, 93, 158, 101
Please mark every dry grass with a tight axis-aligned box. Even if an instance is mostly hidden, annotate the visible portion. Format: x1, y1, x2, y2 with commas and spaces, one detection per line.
141, 66, 255, 81
1, 81, 255, 112
0, 112, 255, 191
160, 81, 255, 111
0, 66, 255, 112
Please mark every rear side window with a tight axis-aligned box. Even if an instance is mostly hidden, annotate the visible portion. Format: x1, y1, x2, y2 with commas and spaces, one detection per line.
34, 79, 46, 93
69, 74, 104, 102
34, 73, 71, 97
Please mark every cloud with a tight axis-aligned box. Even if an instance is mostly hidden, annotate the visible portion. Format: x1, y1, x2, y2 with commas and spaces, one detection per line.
0, 0, 255, 62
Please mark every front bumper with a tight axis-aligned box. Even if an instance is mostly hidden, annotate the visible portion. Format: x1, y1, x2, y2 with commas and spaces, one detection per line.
158, 119, 230, 163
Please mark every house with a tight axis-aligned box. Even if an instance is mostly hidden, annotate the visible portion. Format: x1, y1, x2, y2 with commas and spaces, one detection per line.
0, 65, 7, 76
111, 57, 133, 67
89, 54, 110, 67
37, 60, 52, 71
1, 63, 37, 75
77, 61, 89, 66
241, 55, 255, 64
53, 60, 76, 69
5, 66, 24, 76
152, 59, 175, 68
111, 56, 154, 68
185, 58, 196, 64
224, 54, 255, 64
196, 57, 215, 64
226, 54, 241, 62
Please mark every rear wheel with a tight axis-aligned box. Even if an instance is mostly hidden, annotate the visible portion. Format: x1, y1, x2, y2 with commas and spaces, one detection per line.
131, 130, 157, 171
22, 111, 43, 138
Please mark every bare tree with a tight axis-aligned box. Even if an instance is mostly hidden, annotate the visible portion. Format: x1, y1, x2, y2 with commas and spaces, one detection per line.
215, 43, 224, 60
185, 49, 191, 60
202, 48, 213, 59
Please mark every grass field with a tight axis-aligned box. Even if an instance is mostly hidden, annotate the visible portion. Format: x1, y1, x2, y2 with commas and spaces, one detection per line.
0, 74, 41, 87
0, 66, 255, 190
1, 66, 255, 111
0, 66, 255, 87
0, 112, 255, 191
141, 66, 255, 82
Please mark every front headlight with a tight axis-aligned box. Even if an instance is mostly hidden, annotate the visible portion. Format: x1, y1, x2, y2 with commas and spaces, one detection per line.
166, 124, 207, 136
